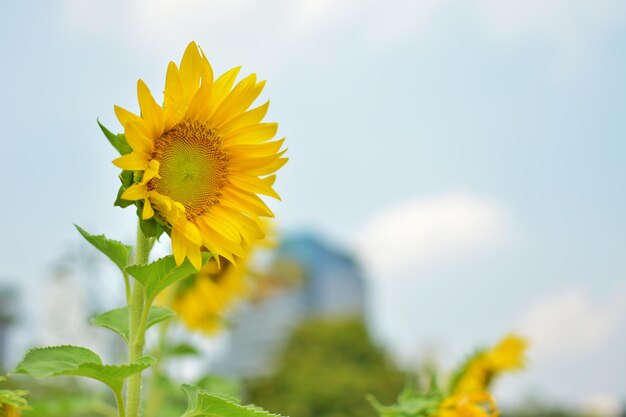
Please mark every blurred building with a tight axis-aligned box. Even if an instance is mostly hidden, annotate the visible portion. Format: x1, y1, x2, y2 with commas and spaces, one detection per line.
216, 233, 366, 378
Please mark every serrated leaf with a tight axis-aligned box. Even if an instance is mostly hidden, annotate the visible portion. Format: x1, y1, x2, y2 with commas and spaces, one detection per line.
75, 225, 132, 273
181, 384, 283, 417
126, 253, 211, 302
13, 346, 155, 392
91, 306, 175, 341
98, 120, 132, 155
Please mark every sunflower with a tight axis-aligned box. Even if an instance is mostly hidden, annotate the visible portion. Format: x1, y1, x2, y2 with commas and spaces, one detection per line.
170, 255, 247, 333
437, 392, 498, 417
453, 334, 527, 394
112, 42, 287, 269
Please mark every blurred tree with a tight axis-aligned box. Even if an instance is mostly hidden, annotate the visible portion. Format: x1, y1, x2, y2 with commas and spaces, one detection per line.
246, 317, 407, 417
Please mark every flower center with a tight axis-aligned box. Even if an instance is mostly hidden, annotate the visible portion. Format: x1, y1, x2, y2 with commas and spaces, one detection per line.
148, 120, 229, 220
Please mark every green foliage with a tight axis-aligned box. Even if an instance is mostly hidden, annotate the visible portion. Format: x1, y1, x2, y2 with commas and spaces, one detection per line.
367, 385, 442, 417
98, 120, 132, 155
162, 342, 201, 358
246, 318, 407, 417
126, 253, 211, 302
143, 365, 243, 417
24, 395, 117, 417
75, 225, 132, 274
13, 346, 155, 392
181, 384, 282, 417
0, 377, 29, 409
91, 306, 175, 342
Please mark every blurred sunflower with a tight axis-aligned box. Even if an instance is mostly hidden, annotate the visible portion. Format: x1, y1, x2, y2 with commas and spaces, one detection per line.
170, 255, 247, 334
437, 392, 498, 417
0, 378, 29, 417
452, 334, 527, 395
113, 41, 287, 269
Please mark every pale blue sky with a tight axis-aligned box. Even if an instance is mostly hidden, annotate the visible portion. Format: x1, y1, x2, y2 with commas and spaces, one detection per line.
1, 0, 625, 411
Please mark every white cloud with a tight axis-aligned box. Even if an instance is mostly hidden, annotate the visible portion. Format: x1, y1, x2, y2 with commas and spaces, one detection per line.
518, 287, 626, 361
356, 191, 511, 276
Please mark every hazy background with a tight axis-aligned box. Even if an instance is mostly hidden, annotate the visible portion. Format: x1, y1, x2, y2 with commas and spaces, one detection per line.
1, 0, 625, 413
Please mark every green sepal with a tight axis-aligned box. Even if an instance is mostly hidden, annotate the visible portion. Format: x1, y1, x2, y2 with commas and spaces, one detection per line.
75, 225, 132, 274
126, 253, 211, 303
181, 384, 283, 417
98, 119, 132, 155
13, 346, 155, 392
114, 170, 135, 208
138, 209, 166, 239
90, 306, 176, 342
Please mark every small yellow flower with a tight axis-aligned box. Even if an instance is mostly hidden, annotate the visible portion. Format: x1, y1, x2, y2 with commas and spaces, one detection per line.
437, 392, 498, 417
171, 256, 248, 334
453, 334, 528, 394
113, 42, 287, 269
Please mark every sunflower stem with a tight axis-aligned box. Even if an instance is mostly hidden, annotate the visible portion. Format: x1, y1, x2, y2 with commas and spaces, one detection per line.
126, 223, 152, 417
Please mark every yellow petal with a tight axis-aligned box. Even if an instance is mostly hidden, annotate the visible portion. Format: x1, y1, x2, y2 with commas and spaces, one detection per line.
230, 152, 288, 177
224, 123, 278, 145
164, 61, 184, 108
198, 213, 241, 244
221, 187, 274, 217
142, 199, 154, 219
114, 105, 142, 127
179, 42, 203, 95
196, 220, 247, 259
112, 152, 149, 170
125, 121, 154, 154
229, 174, 281, 200
142, 160, 161, 183
171, 227, 188, 266
148, 191, 172, 211
213, 206, 265, 242
210, 74, 260, 125
225, 138, 285, 156
217, 101, 270, 133
121, 184, 148, 201
137, 79, 165, 137
205, 66, 241, 119
186, 242, 203, 270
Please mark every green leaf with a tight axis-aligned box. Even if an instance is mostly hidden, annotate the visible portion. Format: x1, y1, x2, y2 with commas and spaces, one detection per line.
164, 342, 201, 358
98, 119, 132, 155
75, 225, 132, 273
91, 306, 176, 342
13, 346, 155, 392
126, 253, 211, 302
181, 384, 283, 417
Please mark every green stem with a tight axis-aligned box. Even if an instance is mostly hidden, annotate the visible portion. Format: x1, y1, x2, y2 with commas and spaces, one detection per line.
114, 389, 127, 417
123, 272, 131, 305
144, 307, 174, 417
126, 223, 152, 417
